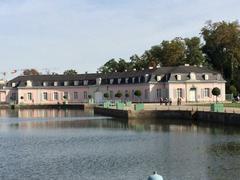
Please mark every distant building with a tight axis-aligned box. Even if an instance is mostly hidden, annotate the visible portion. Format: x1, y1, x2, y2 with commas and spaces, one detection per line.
1, 65, 226, 105
0, 79, 6, 103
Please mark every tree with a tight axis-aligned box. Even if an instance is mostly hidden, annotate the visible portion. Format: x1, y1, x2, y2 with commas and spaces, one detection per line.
63, 69, 77, 75
130, 54, 148, 70
23, 69, 40, 76
150, 38, 186, 66
134, 90, 142, 102
99, 58, 130, 73
212, 87, 221, 102
185, 37, 205, 65
201, 21, 240, 81
103, 93, 109, 99
229, 85, 238, 97
115, 91, 122, 99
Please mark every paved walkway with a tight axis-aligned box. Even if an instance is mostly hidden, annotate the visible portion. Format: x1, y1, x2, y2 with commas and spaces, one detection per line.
123, 103, 240, 114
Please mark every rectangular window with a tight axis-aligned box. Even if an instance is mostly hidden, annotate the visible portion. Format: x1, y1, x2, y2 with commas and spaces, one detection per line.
54, 92, 59, 100
177, 88, 183, 98
204, 88, 210, 97
74, 92, 78, 99
84, 91, 88, 99
43, 92, 48, 100
27, 93, 32, 100
156, 89, 162, 98
64, 92, 69, 100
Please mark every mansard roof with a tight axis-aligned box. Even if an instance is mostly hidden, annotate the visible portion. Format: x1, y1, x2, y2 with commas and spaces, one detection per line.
6, 65, 225, 88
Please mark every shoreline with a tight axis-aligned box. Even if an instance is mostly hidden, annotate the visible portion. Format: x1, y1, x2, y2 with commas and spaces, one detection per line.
94, 106, 240, 126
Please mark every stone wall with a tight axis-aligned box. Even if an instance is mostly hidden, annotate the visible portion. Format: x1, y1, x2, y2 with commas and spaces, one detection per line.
94, 107, 240, 126
195, 111, 240, 125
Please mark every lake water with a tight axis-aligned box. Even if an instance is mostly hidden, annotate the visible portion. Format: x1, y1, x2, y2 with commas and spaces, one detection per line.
0, 109, 240, 180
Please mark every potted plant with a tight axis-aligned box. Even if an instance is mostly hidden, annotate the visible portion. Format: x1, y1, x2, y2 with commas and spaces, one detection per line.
125, 92, 132, 107
115, 91, 124, 109
211, 87, 224, 112
88, 95, 93, 104
103, 92, 109, 99
63, 95, 68, 105
134, 90, 144, 111
103, 93, 110, 108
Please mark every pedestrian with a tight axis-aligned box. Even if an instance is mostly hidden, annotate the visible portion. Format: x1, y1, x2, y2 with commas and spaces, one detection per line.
169, 98, 172, 106
165, 98, 168, 106
160, 97, 163, 105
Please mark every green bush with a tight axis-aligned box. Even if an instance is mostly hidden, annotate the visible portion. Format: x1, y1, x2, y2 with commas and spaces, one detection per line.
103, 93, 109, 99
229, 85, 238, 97
134, 90, 142, 97
115, 91, 122, 98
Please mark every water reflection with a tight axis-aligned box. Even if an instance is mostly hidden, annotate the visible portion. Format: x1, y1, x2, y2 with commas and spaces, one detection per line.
0, 109, 240, 180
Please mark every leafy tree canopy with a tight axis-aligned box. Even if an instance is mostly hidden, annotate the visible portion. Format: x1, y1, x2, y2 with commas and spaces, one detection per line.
23, 69, 40, 76
63, 69, 78, 75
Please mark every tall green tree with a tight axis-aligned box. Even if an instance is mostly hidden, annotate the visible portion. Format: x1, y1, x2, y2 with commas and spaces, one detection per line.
98, 58, 119, 73
185, 37, 205, 65
201, 21, 240, 80
23, 69, 40, 76
130, 54, 148, 70
99, 58, 130, 73
63, 69, 77, 75
150, 38, 186, 66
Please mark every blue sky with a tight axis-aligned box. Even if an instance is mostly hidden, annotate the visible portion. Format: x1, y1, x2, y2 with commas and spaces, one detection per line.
0, 0, 239, 79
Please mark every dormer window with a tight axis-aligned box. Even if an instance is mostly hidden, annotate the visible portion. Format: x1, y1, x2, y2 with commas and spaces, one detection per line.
64, 81, 69, 86
189, 72, 196, 80
118, 78, 121, 84
12, 82, 16, 87
43, 82, 48, 87
145, 74, 149, 83
204, 74, 209, 80
26, 80, 32, 87
138, 77, 141, 83
54, 81, 58, 86
110, 79, 114, 84
84, 80, 88, 86
74, 81, 79, 86
132, 77, 135, 83
96, 78, 102, 85
125, 78, 129, 84
156, 75, 161, 81
176, 75, 181, 81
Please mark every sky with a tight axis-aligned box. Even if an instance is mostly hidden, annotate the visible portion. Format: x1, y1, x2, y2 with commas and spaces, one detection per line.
0, 0, 239, 79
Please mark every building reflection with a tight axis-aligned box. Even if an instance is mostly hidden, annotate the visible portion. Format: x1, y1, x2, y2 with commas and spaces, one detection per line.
0, 109, 240, 135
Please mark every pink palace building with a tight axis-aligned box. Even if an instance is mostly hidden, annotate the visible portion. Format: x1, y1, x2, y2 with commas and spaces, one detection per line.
0, 65, 226, 105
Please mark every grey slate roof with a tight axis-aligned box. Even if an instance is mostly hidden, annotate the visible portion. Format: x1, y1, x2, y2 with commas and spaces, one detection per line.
6, 65, 225, 88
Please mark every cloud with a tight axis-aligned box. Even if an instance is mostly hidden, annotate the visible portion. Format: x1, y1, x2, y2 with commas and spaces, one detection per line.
0, 0, 239, 78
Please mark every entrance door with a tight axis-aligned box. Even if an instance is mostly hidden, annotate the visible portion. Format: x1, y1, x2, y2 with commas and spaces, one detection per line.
189, 88, 197, 102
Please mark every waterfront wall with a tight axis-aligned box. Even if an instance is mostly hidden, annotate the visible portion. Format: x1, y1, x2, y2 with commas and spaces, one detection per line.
195, 111, 240, 125
94, 107, 129, 119
94, 107, 240, 126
